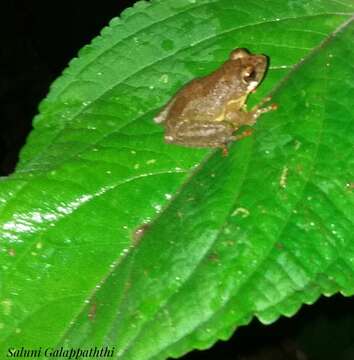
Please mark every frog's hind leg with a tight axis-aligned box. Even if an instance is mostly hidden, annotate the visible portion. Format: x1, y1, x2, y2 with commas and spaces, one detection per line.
164, 121, 235, 148
154, 97, 177, 124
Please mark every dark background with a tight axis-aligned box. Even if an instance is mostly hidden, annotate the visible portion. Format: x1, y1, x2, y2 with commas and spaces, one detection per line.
1, 1, 353, 359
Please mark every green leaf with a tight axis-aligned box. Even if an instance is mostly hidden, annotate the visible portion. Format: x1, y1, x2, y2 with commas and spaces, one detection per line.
1, 1, 353, 359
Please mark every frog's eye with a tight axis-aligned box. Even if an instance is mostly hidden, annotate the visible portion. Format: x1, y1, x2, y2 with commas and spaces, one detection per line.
242, 66, 257, 83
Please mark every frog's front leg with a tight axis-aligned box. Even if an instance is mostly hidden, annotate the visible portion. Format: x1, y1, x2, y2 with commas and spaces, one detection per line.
225, 96, 277, 127
165, 120, 236, 148
249, 97, 277, 123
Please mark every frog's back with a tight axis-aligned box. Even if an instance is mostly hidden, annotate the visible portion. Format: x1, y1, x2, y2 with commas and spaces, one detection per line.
167, 63, 240, 123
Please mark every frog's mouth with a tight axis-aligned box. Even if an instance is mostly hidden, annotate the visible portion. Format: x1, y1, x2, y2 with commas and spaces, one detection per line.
247, 80, 260, 92
253, 55, 268, 80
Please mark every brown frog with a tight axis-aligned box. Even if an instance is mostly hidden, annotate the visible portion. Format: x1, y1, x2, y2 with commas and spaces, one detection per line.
154, 48, 276, 152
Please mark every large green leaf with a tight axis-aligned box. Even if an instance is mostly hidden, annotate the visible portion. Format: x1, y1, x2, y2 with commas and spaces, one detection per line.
1, 0, 353, 359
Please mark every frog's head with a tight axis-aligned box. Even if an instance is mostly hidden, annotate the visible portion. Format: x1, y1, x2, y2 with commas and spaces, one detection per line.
230, 48, 268, 93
